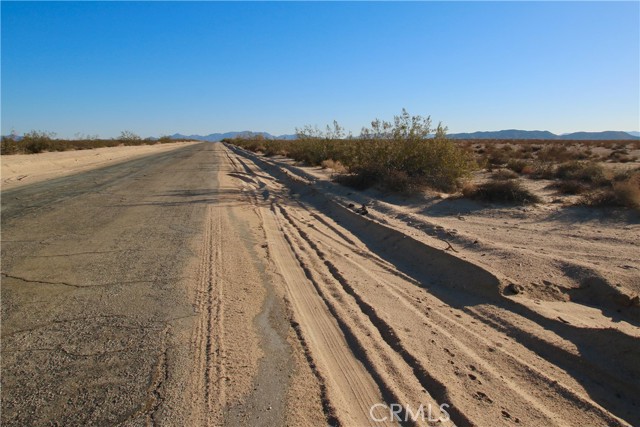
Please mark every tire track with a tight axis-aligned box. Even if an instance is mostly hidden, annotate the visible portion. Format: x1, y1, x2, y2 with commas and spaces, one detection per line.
223, 143, 634, 427
225, 147, 447, 425
275, 202, 468, 427
289, 205, 632, 427
258, 202, 399, 426
191, 206, 226, 426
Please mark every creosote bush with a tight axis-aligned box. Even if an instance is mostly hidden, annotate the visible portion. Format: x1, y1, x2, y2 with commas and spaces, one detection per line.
226, 110, 476, 193
555, 161, 606, 184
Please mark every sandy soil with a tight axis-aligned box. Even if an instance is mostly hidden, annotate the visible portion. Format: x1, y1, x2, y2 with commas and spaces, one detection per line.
2, 142, 638, 426
1, 141, 198, 190
224, 143, 638, 426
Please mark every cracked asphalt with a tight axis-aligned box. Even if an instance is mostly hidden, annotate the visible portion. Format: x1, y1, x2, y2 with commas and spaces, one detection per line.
1, 143, 214, 425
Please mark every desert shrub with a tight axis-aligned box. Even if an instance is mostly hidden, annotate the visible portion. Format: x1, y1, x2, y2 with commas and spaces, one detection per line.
506, 159, 530, 173
487, 151, 509, 166
462, 179, 541, 204
228, 111, 476, 193
492, 169, 519, 180
377, 170, 419, 193
21, 131, 57, 153
555, 161, 606, 184
523, 161, 555, 179
613, 175, 640, 210
118, 130, 141, 144
538, 144, 572, 162
579, 173, 639, 211
613, 168, 640, 182
552, 180, 590, 195
350, 136, 475, 192
260, 139, 285, 156
608, 150, 636, 163
1, 136, 19, 154
580, 190, 621, 208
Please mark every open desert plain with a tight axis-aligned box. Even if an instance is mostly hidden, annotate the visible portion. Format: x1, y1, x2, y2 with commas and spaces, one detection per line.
2, 139, 638, 427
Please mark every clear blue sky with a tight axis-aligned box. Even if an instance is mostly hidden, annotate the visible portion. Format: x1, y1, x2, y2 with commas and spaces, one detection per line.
2, 1, 639, 138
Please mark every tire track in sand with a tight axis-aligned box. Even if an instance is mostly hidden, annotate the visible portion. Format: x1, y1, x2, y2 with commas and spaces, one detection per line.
257, 203, 397, 426
191, 206, 226, 426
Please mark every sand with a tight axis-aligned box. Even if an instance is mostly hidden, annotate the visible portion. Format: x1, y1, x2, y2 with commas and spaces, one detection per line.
1, 141, 198, 190
224, 143, 638, 426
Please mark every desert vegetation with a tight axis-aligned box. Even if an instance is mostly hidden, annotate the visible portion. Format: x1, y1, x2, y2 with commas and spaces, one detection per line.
462, 179, 542, 204
225, 112, 639, 211
225, 110, 476, 193
1, 131, 184, 155
465, 139, 640, 210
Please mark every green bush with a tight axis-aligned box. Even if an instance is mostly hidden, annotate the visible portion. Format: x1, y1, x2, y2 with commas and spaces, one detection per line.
1, 136, 19, 154
227, 111, 476, 193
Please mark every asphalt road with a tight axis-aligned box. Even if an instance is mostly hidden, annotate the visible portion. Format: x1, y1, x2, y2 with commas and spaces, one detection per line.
1, 143, 218, 425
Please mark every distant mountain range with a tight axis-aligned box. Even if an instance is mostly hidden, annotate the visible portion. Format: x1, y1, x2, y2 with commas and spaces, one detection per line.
172, 129, 639, 141
171, 131, 296, 141
447, 129, 639, 140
